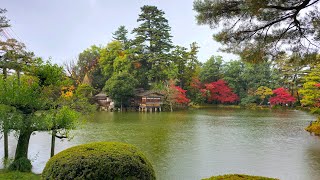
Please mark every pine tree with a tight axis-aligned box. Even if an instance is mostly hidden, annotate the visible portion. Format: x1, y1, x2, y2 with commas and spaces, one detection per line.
132, 5, 173, 83
112, 26, 129, 48
193, 0, 320, 62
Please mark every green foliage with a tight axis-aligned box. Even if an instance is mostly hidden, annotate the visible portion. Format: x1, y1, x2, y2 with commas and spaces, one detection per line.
0, 61, 93, 170
200, 55, 223, 83
202, 174, 278, 180
299, 65, 320, 107
104, 72, 138, 107
223, 60, 280, 101
193, 0, 320, 62
112, 25, 129, 48
99, 41, 131, 79
0, 8, 10, 28
32, 61, 65, 86
240, 96, 257, 107
0, 170, 40, 180
42, 142, 156, 180
78, 45, 101, 79
169, 43, 200, 88
132, 5, 173, 82
8, 157, 32, 172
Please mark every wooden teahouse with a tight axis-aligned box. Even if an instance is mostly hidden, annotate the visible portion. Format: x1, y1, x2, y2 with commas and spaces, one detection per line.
94, 93, 114, 111
134, 90, 164, 112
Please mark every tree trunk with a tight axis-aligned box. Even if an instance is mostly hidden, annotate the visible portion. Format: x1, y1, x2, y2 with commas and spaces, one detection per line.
4, 130, 8, 159
3, 67, 8, 159
121, 99, 123, 112
50, 130, 56, 157
14, 130, 32, 160
17, 70, 21, 86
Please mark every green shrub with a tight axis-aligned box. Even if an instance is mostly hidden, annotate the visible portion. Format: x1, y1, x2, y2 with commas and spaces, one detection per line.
202, 174, 279, 180
42, 142, 156, 180
8, 157, 32, 172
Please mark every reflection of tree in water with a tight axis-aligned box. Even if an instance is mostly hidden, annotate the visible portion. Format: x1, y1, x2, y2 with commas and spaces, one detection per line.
305, 145, 320, 179
136, 112, 191, 178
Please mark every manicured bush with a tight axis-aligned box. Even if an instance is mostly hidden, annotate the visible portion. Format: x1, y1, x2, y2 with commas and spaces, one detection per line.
8, 157, 32, 172
42, 142, 155, 180
202, 174, 279, 180
305, 119, 320, 135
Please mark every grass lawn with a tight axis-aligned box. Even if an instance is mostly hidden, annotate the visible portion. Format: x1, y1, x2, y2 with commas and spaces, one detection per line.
0, 170, 40, 180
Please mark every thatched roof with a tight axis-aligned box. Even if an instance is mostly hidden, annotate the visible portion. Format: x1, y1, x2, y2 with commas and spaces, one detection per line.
135, 90, 164, 97
94, 93, 107, 100
82, 73, 91, 85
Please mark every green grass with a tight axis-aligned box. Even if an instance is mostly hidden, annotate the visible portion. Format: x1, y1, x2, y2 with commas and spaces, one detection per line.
0, 170, 40, 180
202, 174, 279, 180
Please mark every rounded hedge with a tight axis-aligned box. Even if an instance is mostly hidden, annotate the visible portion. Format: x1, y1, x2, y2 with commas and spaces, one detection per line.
42, 142, 156, 180
202, 174, 279, 180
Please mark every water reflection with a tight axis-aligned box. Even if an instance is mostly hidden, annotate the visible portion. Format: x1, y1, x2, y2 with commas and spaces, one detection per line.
0, 108, 319, 180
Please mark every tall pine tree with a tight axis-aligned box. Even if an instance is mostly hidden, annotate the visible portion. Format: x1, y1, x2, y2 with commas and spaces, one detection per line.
132, 5, 173, 83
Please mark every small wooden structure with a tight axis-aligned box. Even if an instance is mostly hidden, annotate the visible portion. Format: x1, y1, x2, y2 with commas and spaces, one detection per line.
94, 93, 114, 111
134, 90, 164, 112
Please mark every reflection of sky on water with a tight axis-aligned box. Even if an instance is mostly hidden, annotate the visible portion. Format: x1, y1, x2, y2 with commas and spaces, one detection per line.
0, 108, 319, 180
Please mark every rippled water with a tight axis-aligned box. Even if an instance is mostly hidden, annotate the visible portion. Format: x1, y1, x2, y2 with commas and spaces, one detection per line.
1, 108, 320, 180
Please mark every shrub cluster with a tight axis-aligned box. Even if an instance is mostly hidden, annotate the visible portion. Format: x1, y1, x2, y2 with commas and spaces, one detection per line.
42, 142, 155, 180
8, 157, 32, 172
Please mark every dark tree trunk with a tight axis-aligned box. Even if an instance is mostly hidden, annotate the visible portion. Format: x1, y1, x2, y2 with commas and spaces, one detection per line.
50, 130, 56, 157
14, 130, 32, 160
4, 130, 8, 159
3, 67, 8, 159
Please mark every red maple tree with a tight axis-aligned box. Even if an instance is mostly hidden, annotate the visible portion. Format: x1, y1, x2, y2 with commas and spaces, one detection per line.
174, 86, 190, 104
202, 80, 239, 103
269, 87, 296, 105
167, 80, 190, 105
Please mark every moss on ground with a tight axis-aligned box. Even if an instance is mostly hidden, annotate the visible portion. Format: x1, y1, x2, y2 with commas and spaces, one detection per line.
0, 170, 40, 180
202, 174, 279, 180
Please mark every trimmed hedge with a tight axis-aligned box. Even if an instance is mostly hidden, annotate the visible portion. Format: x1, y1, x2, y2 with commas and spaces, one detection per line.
42, 142, 156, 180
202, 174, 279, 180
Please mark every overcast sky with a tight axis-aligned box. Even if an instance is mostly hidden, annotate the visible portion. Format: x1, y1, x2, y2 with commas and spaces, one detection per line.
2, 0, 238, 64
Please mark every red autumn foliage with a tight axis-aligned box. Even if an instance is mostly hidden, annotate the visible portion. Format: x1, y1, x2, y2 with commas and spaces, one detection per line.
315, 83, 320, 88
174, 86, 190, 104
202, 80, 239, 103
269, 87, 296, 105
190, 77, 202, 89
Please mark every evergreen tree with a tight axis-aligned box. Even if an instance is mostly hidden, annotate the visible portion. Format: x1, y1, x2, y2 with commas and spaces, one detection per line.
193, 0, 320, 62
132, 5, 173, 83
112, 26, 129, 49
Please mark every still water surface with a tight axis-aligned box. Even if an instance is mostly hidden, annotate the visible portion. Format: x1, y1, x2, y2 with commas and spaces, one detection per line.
1, 108, 320, 180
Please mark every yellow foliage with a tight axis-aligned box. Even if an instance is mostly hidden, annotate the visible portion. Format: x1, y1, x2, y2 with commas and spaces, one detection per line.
61, 86, 75, 99
255, 86, 273, 100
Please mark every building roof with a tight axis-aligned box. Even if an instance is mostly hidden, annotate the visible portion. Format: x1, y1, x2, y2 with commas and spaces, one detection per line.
94, 93, 108, 100
135, 90, 164, 97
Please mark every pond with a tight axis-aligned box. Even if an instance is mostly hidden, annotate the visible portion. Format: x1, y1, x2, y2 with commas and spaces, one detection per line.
1, 108, 320, 180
